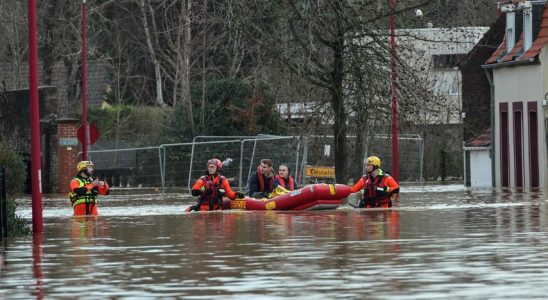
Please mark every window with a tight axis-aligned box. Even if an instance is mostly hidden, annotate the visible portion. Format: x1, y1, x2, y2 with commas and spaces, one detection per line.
432, 54, 465, 70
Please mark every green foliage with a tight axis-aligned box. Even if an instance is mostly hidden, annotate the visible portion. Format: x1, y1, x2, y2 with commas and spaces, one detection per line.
0, 139, 26, 196
0, 139, 30, 236
170, 78, 288, 141
6, 198, 30, 236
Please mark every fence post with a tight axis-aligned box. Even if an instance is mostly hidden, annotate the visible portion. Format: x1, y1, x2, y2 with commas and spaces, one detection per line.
0, 166, 7, 239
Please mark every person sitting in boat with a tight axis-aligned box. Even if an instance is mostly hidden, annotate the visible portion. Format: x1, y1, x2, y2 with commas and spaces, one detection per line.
273, 163, 297, 191
247, 158, 275, 198
69, 160, 110, 216
189, 158, 244, 211
349, 156, 399, 208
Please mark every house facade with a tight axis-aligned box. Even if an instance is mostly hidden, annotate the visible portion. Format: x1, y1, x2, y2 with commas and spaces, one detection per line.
483, 0, 548, 189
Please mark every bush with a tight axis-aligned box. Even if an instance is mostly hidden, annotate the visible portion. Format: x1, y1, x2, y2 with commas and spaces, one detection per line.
0, 140, 26, 195
0, 139, 30, 236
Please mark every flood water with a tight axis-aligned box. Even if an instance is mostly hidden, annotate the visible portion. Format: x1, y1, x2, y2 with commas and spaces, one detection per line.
1, 184, 548, 299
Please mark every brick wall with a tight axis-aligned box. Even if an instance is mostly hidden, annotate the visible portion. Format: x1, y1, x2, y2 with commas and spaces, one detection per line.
56, 119, 80, 193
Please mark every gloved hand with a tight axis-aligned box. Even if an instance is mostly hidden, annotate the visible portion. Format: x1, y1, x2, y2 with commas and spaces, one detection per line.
235, 192, 245, 199
358, 199, 365, 208
376, 186, 388, 197
218, 188, 226, 198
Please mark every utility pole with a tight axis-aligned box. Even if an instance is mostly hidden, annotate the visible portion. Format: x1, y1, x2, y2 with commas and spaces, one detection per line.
390, 0, 399, 181
27, 0, 43, 233
81, 0, 89, 160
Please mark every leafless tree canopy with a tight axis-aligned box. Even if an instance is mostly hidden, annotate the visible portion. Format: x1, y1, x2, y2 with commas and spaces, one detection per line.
0, 0, 498, 182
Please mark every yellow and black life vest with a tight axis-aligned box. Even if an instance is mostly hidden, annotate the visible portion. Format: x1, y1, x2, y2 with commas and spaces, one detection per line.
68, 177, 98, 207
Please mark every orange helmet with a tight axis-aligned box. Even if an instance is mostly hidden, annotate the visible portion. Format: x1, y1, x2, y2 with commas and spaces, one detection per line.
365, 156, 381, 168
77, 160, 94, 173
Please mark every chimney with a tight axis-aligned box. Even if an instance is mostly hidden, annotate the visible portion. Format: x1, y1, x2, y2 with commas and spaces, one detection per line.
519, 1, 533, 51
501, 4, 516, 52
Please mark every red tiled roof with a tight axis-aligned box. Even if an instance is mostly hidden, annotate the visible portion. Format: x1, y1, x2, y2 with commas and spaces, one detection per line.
486, 34, 507, 64
486, 3, 548, 64
501, 32, 524, 62
465, 128, 491, 147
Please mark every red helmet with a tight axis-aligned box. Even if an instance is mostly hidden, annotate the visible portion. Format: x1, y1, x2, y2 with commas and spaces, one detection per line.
207, 158, 222, 171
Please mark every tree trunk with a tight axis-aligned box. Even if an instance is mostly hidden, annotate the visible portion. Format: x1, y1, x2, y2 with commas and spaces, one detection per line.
139, 0, 165, 107
331, 38, 348, 184
180, 0, 195, 135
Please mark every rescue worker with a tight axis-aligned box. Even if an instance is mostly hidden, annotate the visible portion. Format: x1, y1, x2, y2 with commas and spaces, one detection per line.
69, 161, 109, 216
349, 156, 399, 208
189, 158, 244, 211
247, 158, 275, 198
273, 163, 297, 191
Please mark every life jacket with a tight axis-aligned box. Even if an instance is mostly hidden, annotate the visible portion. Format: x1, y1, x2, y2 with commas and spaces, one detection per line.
69, 176, 98, 208
257, 166, 274, 193
198, 174, 226, 210
361, 171, 392, 208
275, 175, 295, 191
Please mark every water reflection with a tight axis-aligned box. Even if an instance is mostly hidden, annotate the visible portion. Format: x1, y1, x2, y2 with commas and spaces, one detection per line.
32, 233, 43, 300
0, 187, 547, 298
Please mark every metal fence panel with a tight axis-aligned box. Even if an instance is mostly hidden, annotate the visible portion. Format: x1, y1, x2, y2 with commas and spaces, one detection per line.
81, 134, 422, 195
82, 147, 162, 188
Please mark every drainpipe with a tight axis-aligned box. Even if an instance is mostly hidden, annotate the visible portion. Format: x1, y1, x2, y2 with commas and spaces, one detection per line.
484, 69, 496, 188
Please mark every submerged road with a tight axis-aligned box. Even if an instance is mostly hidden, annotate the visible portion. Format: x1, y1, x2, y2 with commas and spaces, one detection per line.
1, 184, 547, 299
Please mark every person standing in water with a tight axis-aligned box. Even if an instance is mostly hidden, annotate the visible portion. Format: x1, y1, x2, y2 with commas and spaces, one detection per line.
69, 161, 109, 216
349, 156, 399, 208
189, 158, 244, 211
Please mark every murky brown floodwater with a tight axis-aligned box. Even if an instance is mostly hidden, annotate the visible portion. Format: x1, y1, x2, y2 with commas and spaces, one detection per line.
1, 185, 547, 299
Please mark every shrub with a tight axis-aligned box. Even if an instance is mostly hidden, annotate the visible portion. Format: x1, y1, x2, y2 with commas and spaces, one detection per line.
0, 139, 30, 236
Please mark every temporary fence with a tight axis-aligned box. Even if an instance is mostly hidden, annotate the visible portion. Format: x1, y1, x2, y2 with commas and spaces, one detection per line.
366, 134, 424, 181
160, 136, 303, 191
80, 146, 163, 188
301, 134, 424, 183
82, 133, 423, 194
83, 135, 303, 193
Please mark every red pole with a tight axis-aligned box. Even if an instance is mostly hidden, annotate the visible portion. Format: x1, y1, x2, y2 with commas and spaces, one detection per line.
27, 0, 43, 233
81, 0, 88, 160
390, 0, 399, 181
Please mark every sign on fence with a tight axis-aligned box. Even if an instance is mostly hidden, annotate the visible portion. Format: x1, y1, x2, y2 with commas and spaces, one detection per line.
304, 165, 336, 178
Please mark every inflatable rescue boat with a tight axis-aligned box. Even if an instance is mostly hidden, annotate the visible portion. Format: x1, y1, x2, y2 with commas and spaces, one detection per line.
223, 183, 351, 211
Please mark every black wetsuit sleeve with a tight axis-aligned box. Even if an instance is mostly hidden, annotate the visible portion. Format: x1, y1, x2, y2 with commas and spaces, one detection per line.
191, 189, 202, 196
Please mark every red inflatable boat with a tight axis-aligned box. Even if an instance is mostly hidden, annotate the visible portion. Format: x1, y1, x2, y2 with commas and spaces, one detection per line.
222, 184, 351, 211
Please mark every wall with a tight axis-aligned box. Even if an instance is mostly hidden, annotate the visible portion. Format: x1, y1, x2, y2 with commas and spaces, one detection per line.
470, 149, 492, 187
493, 63, 545, 188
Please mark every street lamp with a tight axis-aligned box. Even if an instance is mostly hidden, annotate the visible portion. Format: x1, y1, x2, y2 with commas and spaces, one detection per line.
390, 0, 399, 181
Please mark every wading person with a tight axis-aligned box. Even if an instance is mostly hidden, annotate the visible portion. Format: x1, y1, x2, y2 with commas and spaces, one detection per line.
273, 163, 297, 191
247, 159, 275, 198
69, 161, 110, 216
349, 156, 399, 208
189, 158, 244, 211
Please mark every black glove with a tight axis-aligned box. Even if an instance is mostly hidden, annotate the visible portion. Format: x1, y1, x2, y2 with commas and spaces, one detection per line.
218, 188, 226, 198
235, 192, 245, 199
375, 186, 388, 197
358, 199, 365, 208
